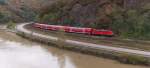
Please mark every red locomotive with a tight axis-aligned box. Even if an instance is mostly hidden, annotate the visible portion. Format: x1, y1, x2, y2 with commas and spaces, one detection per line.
33, 23, 114, 36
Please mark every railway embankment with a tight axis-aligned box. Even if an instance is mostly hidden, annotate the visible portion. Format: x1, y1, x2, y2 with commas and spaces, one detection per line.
16, 23, 150, 66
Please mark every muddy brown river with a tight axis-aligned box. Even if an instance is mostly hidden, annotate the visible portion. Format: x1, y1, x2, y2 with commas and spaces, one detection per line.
0, 30, 148, 68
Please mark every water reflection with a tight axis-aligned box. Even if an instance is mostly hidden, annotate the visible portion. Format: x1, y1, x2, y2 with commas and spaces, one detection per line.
0, 37, 148, 68
0, 38, 75, 68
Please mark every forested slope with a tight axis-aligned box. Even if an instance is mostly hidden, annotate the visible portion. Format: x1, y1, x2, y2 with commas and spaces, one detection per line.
36, 0, 150, 39
0, 0, 150, 39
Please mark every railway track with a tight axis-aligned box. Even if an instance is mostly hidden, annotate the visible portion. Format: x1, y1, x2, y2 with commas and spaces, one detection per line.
16, 23, 150, 57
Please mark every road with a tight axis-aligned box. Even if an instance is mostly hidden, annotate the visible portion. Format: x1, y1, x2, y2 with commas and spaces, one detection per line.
16, 23, 150, 57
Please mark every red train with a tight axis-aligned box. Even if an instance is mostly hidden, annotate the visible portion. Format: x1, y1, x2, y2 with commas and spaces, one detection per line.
33, 23, 114, 36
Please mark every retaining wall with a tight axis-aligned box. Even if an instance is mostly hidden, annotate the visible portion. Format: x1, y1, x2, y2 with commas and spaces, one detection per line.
16, 24, 150, 66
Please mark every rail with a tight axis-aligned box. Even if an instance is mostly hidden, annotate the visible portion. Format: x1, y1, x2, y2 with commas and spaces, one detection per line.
16, 23, 150, 58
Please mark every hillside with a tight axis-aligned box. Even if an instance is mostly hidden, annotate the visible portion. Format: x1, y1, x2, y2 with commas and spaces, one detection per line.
35, 0, 150, 39
0, 0, 149, 23
0, 0, 57, 22
0, 0, 150, 39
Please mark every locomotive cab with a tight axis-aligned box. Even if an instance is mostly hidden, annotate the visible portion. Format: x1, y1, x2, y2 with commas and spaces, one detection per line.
92, 29, 114, 36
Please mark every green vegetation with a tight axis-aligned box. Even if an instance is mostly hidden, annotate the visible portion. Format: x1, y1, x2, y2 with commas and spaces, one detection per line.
110, 4, 150, 39
7, 21, 16, 29
116, 53, 149, 65
41, 13, 60, 24
20, 5, 37, 21
78, 0, 97, 5
0, 0, 6, 5
36, 0, 150, 40
0, 12, 9, 23
0, 0, 150, 40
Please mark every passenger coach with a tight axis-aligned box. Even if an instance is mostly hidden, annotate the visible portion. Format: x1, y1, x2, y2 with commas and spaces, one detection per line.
33, 23, 114, 36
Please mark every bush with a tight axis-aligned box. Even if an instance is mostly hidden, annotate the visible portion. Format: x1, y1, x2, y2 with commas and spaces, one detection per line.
41, 13, 60, 24
78, 0, 97, 5
7, 21, 16, 29
0, 12, 10, 23
118, 53, 148, 65
110, 7, 150, 39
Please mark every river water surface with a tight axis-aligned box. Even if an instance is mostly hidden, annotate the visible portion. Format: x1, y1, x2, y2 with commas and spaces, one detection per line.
0, 30, 148, 68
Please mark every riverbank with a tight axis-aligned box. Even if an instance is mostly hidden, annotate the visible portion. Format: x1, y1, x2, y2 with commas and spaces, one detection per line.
16, 23, 150, 66
0, 28, 148, 68
25, 24, 150, 51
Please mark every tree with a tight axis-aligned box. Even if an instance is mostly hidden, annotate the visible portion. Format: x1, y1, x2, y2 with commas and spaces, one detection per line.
0, 0, 6, 5
0, 12, 10, 23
